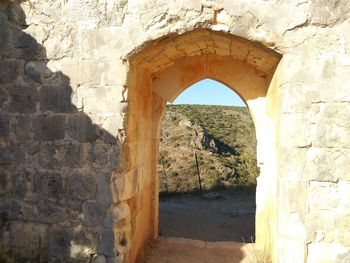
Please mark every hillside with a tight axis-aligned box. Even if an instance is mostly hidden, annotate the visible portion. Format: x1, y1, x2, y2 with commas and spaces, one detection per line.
158, 104, 258, 193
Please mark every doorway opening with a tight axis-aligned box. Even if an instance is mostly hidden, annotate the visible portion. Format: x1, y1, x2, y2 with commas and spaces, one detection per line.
157, 78, 257, 242
124, 30, 282, 262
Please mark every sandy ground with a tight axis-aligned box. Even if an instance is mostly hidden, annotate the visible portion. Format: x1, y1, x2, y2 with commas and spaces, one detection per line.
158, 190, 256, 242
146, 236, 256, 263
146, 190, 256, 263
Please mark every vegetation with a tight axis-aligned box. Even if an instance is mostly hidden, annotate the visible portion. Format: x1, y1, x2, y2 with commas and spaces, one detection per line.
158, 104, 259, 193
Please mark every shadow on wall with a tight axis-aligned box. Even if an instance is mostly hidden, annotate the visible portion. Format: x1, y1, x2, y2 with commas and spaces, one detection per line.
0, 4, 122, 263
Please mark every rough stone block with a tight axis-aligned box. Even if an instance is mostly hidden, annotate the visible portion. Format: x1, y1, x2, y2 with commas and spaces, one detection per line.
88, 143, 109, 169
102, 130, 117, 144
30, 143, 61, 170
0, 60, 17, 82
336, 215, 350, 246
60, 143, 88, 168
8, 84, 37, 113
309, 181, 339, 211
78, 86, 124, 114
9, 221, 49, 260
279, 113, 310, 147
0, 142, 24, 165
280, 82, 319, 113
111, 201, 131, 226
305, 148, 350, 182
339, 180, 350, 211
112, 170, 138, 202
0, 85, 9, 111
280, 180, 308, 214
310, 103, 350, 148
277, 238, 306, 263
16, 31, 45, 60
47, 58, 80, 86
36, 201, 69, 224
98, 216, 115, 256
43, 23, 79, 60
101, 59, 128, 86
305, 212, 336, 243
48, 226, 71, 260
81, 27, 122, 59
33, 114, 66, 141
13, 115, 31, 142
0, 200, 22, 221
66, 172, 97, 205
88, 143, 119, 171
0, 167, 10, 194
67, 114, 100, 142
79, 60, 102, 86
0, 21, 14, 59
10, 169, 33, 198
92, 255, 107, 263
45, 70, 71, 87
100, 114, 123, 139
25, 61, 51, 83
307, 243, 350, 263
38, 85, 73, 113
7, 4, 27, 29
0, 114, 10, 137
33, 171, 64, 200
82, 200, 104, 227
97, 174, 113, 209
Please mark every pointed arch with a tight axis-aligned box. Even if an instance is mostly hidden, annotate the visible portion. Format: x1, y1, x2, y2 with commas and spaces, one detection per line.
123, 29, 282, 262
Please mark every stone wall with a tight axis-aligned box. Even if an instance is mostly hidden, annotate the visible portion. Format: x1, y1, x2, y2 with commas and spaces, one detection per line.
0, 3, 122, 263
0, 0, 349, 262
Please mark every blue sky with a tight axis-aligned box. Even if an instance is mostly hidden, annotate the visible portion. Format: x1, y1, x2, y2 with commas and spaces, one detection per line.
172, 79, 246, 107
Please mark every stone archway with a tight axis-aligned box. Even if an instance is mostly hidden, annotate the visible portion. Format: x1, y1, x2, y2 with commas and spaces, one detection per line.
122, 30, 282, 262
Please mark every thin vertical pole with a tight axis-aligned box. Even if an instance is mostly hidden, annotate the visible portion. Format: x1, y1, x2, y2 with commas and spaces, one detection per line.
194, 152, 203, 193
161, 158, 169, 192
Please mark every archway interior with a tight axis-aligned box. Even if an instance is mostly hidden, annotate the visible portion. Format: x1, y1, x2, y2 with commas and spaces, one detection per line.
157, 78, 257, 242
124, 30, 282, 262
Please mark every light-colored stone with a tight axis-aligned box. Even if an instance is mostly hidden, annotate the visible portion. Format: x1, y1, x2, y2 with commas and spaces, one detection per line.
309, 181, 339, 211
310, 103, 350, 148
307, 243, 350, 263
305, 148, 350, 182
78, 86, 125, 114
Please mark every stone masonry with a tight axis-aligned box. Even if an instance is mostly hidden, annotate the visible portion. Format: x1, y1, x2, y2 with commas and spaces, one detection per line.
0, 0, 350, 263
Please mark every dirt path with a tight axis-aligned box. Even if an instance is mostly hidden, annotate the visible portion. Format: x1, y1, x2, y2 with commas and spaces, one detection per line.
147, 190, 257, 262
158, 190, 256, 242
146, 237, 255, 263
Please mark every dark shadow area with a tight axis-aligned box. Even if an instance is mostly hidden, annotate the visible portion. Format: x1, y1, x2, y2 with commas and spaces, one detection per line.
0, 3, 118, 262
